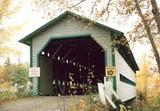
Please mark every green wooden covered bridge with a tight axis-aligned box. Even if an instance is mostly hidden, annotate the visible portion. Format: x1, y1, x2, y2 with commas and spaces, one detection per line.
19, 11, 139, 102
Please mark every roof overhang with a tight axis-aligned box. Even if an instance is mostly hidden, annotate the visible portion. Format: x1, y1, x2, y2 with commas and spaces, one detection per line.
114, 36, 139, 72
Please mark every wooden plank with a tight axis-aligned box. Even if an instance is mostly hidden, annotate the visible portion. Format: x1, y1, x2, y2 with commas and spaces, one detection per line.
98, 81, 117, 109
61, 49, 72, 61
51, 44, 63, 59
98, 83, 106, 105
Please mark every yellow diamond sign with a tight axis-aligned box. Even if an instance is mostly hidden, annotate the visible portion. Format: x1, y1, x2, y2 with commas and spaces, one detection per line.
106, 67, 116, 76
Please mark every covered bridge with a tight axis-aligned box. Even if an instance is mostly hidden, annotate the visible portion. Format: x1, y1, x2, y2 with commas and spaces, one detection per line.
19, 11, 139, 102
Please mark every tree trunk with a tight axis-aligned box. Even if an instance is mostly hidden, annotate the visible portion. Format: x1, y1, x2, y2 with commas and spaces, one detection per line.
133, 0, 160, 74
150, 0, 160, 33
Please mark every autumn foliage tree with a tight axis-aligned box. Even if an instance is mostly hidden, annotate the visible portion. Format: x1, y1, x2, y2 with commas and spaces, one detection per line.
0, 0, 30, 102
133, 0, 160, 74
0, 0, 11, 56
136, 55, 150, 100
111, 0, 160, 73
137, 55, 160, 101
0, 0, 24, 57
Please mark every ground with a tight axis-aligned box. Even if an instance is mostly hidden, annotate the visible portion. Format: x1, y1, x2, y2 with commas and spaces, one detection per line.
0, 96, 85, 111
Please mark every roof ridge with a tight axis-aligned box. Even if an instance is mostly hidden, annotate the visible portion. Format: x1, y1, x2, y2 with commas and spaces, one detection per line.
19, 11, 123, 45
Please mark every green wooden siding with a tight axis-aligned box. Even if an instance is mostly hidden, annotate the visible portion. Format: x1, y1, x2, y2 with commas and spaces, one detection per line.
40, 56, 54, 94
112, 48, 117, 91
105, 32, 117, 91
29, 39, 33, 91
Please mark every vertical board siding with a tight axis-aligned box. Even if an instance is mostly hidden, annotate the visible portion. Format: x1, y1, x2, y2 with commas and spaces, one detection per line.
115, 49, 136, 102
106, 48, 112, 66
32, 78, 38, 95
40, 56, 53, 94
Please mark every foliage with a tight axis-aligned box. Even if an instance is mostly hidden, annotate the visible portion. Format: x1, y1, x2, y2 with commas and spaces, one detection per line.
66, 68, 97, 96
10, 64, 28, 86
0, 0, 25, 58
133, 96, 160, 111
136, 55, 160, 100
135, 55, 160, 110
68, 95, 109, 111
0, 0, 30, 101
68, 94, 160, 111
0, 82, 17, 104
0, 64, 17, 104
9, 63, 31, 97
0, 62, 32, 104
110, 0, 160, 73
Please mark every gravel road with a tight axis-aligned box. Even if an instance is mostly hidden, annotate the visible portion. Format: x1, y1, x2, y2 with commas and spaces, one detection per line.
0, 96, 85, 111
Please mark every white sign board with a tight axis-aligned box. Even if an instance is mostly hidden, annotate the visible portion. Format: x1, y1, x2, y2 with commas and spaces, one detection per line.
29, 67, 40, 77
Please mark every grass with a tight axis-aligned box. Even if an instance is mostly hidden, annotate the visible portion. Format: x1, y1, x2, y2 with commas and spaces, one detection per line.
0, 84, 33, 105
68, 94, 109, 111
0, 83, 17, 104
68, 93, 160, 111
132, 96, 160, 111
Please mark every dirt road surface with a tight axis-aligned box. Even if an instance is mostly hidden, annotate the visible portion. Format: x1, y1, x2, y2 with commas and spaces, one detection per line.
0, 96, 85, 111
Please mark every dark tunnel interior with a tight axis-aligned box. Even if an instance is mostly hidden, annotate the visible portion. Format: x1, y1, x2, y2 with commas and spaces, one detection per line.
39, 36, 105, 95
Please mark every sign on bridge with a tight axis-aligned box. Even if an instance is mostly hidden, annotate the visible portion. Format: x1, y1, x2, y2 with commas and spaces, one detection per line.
105, 67, 116, 76
29, 67, 40, 77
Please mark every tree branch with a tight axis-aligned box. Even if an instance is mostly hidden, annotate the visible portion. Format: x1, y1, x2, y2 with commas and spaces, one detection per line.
133, 0, 160, 74
89, 1, 97, 17
69, 0, 87, 9
150, 0, 160, 33
100, 0, 111, 20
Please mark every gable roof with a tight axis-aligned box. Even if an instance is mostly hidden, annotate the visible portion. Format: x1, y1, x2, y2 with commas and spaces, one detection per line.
19, 11, 123, 45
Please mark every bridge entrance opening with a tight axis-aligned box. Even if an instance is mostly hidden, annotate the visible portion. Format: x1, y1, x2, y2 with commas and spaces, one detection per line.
39, 36, 105, 95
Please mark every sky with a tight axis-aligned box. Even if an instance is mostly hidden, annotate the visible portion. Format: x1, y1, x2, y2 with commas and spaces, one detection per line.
5, 0, 154, 65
